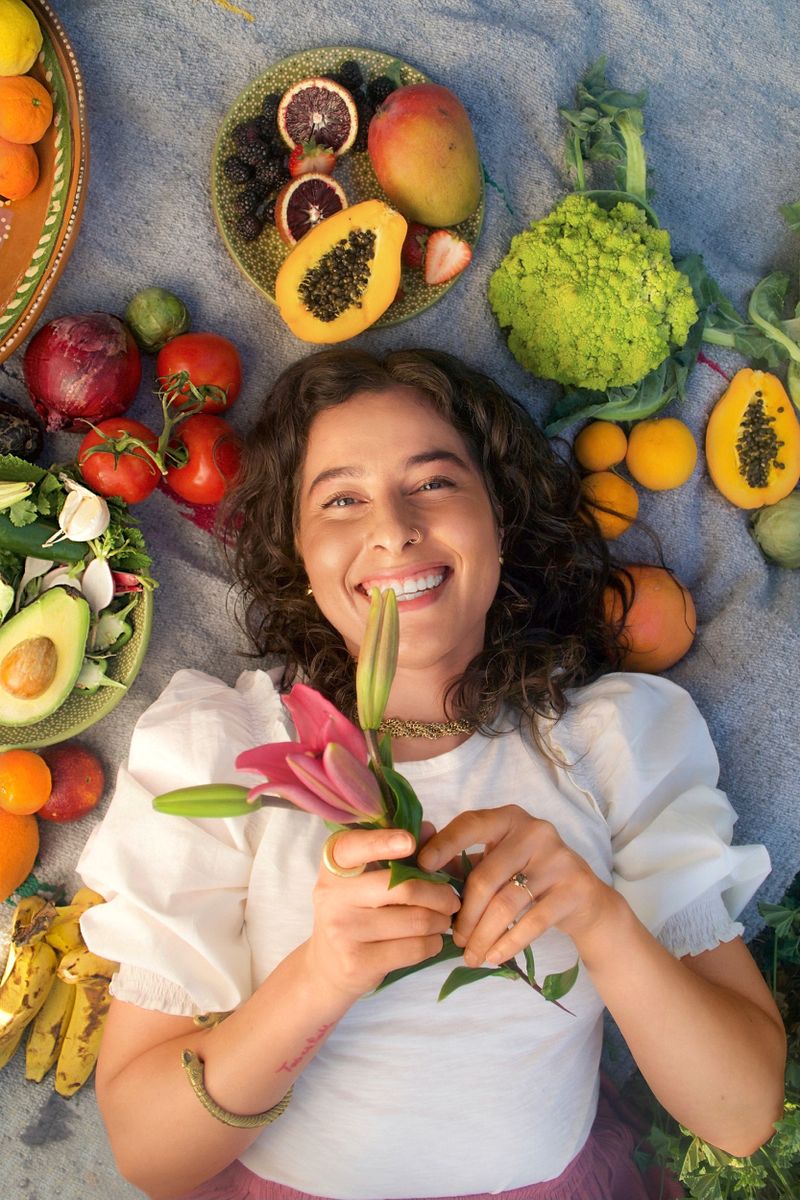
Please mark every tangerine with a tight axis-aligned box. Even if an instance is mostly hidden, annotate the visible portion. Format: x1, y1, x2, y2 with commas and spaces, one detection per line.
605, 564, 697, 672
625, 417, 698, 490
0, 748, 51, 814
0, 133, 38, 199
574, 421, 628, 472
580, 471, 639, 539
0, 807, 39, 903
0, 74, 53, 143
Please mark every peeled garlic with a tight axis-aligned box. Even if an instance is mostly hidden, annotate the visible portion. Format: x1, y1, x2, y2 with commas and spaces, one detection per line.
44, 478, 110, 545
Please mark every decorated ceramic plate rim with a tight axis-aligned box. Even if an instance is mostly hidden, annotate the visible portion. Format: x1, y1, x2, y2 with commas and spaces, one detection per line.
0, 587, 154, 751
0, 0, 89, 363
211, 46, 484, 330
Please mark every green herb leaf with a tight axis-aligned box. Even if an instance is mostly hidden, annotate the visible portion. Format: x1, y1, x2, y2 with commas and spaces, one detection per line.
541, 959, 580, 1001
523, 944, 536, 984
758, 900, 800, 940
8, 498, 39, 528
438, 964, 517, 1001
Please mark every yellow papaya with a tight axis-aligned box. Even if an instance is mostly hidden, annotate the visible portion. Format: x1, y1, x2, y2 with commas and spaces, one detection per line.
275, 199, 407, 344
705, 368, 800, 509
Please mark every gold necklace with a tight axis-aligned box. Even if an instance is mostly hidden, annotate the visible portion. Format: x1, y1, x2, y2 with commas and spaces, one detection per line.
379, 704, 493, 740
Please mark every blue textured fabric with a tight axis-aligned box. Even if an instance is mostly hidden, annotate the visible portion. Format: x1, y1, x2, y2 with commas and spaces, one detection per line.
0, 1, 797, 1196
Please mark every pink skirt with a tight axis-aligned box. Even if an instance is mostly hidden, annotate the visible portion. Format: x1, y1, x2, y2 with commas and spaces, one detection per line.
173, 1078, 684, 1200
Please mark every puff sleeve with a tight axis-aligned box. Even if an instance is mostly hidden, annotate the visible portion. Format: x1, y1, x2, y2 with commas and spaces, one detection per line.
76, 667, 289, 1015
552, 673, 770, 955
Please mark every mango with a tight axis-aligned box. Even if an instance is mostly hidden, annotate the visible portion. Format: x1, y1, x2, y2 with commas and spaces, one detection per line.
367, 83, 482, 227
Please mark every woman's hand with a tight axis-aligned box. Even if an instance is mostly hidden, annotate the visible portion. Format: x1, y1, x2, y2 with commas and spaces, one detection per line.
305, 828, 461, 1001
417, 805, 618, 967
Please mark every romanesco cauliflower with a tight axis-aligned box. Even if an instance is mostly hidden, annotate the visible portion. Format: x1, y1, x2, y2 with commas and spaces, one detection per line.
488, 193, 698, 392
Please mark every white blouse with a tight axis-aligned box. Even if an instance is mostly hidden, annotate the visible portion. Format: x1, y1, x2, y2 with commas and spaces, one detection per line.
77, 669, 770, 1198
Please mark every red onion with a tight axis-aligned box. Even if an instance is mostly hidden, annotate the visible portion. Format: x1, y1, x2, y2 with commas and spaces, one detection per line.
23, 312, 142, 433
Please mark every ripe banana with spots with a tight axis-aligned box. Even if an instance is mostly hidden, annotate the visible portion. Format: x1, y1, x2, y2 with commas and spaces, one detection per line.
25, 975, 76, 1082
0, 887, 113, 1092
55, 975, 112, 1097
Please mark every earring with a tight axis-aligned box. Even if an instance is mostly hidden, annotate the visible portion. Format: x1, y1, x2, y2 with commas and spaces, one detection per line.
498, 554, 504, 565
306, 586, 313, 596
407, 528, 423, 546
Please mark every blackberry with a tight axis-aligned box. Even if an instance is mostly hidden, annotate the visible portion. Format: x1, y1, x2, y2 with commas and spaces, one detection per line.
338, 59, 364, 93
233, 185, 261, 216
367, 75, 397, 108
239, 139, 278, 167
353, 98, 372, 152
261, 91, 281, 124
223, 154, 254, 183
237, 213, 264, 242
232, 118, 263, 149
258, 195, 277, 226
254, 158, 285, 192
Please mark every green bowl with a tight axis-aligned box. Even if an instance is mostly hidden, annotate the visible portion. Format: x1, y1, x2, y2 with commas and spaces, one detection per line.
0, 587, 154, 751
210, 45, 485, 328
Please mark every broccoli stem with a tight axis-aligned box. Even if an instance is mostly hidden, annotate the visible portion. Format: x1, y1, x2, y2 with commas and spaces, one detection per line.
572, 132, 586, 192
617, 112, 647, 203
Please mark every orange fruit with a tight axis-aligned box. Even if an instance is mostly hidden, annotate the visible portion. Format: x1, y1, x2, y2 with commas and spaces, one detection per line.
580, 471, 639, 539
0, 74, 52, 143
625, 417, 698, 490
0, 748, 52, 814
0, 133, 38, 199
574, 421, 628, 472
0, 807, 39, 902
605, 564, 697, 672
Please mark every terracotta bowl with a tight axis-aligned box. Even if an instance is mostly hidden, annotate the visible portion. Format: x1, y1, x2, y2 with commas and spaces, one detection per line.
0, 0, 89, 365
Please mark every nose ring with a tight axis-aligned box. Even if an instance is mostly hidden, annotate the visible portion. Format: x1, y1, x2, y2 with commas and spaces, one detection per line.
407, 528, 423, 546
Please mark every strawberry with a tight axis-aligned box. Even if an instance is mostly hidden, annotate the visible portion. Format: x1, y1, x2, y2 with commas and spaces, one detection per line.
424, 230, 472, 286
401, 222, 430, 270
288, 140, 336, 178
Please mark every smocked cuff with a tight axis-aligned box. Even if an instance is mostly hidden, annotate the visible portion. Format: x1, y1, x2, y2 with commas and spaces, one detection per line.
657, 887, 743, 958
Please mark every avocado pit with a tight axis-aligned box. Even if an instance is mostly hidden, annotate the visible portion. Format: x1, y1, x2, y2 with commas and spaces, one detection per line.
0, 636, 58, 699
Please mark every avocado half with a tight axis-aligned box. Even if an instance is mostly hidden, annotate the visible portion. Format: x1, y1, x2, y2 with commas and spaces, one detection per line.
0, 588, 90, 726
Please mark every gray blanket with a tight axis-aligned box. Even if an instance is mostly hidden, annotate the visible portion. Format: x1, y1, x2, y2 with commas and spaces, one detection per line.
1, 1, 798, 1195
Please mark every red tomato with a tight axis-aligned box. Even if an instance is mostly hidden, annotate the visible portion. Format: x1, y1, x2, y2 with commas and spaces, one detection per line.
165, 414, 242, 505
156, 332, 242, 412
78, 418, 161, 504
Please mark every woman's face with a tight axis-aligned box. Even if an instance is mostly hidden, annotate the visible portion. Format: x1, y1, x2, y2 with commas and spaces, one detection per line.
296, 387, 502, 674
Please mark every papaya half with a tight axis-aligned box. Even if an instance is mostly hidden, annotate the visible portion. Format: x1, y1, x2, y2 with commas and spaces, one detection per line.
705, 368, 800, 509
275, 199, 407, 344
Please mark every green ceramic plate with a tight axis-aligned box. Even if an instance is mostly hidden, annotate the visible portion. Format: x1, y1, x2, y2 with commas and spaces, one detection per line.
0, 586, 154, 751
210, 46, 484, 328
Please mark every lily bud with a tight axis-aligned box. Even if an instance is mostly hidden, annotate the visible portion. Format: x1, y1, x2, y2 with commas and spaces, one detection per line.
356, 586, 399, 731
44, 478, 110, 546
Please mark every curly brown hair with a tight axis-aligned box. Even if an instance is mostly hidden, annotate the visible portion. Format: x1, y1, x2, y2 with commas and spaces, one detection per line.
221, 347, 629, 732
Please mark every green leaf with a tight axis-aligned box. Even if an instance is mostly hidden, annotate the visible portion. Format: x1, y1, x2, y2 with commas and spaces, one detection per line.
780, 199, 800, 233
438, 964, 517, 1002
559, 56, 650, 201
523, 944, 536, 984
374, 933, 464, 992
377, 732, 393, 769
460, 850, 473, 878
541, 959, 580, 1001
387, 862, 452, 889
382, 765, 422, 841
0, 454, 48, 485
748, 272, 800, 363
758, 900, 800, 939
8, 498, 39, 528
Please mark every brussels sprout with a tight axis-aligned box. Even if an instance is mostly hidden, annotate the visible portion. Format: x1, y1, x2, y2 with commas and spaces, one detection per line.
124, 287, 190, 353
750, 492, 800, 569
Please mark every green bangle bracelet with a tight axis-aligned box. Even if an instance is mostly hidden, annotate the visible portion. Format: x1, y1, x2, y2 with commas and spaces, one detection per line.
181, 1048, 293, 1129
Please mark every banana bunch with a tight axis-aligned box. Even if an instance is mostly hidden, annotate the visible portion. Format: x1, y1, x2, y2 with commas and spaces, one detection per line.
0, 888, 117, 1096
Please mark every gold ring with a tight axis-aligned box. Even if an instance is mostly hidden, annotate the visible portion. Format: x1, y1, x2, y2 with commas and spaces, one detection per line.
321, 831, 365, 878
510, 871, 534, 903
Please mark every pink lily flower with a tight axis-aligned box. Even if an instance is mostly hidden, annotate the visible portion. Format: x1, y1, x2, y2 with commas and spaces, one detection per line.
235, 683, 387, 825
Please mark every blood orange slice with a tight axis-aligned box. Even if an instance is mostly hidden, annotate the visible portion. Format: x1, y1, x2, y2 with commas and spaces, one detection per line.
277, 78, 358, 154
274, 174, 348, 246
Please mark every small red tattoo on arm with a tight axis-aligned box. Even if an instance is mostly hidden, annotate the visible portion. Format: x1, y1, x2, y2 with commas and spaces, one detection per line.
277, 1023, 334, 1073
